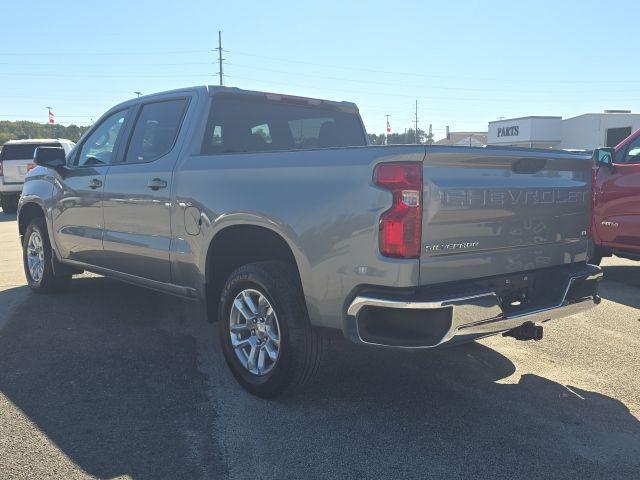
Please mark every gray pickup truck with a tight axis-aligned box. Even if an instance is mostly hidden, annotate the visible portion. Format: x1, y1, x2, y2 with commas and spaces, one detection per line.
18, 86, 602, 397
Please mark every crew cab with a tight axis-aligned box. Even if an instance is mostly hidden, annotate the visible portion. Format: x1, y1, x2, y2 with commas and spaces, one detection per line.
0, 138, 75, 213
18, 86, 602, 397
590, 129, 640, 264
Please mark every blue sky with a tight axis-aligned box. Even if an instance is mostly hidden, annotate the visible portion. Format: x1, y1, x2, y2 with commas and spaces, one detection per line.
2, 0, 639, 139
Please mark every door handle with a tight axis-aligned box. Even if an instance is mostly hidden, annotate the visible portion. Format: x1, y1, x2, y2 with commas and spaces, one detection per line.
146, 178, 168, 191
88, 178, 102, 189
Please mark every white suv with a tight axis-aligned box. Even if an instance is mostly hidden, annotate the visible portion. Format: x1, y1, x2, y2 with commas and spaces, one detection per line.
0, 139, 75, 213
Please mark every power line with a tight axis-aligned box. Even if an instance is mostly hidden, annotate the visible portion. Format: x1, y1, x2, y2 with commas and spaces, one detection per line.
0, 49, 212, 56
230, 74, 640, 104
2, 57, 638, 94
0, 45, 638, 86
0, 61, 214, 67
226, 62, 640, 94
227, 50, 640, 85
0, 72, 215, 78
1, 45, 636, 85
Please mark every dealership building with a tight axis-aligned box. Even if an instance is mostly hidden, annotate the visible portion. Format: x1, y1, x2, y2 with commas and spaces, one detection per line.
487, 111, 640, 150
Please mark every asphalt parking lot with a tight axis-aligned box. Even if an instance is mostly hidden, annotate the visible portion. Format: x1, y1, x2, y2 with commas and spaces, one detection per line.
0, 209, 639, 480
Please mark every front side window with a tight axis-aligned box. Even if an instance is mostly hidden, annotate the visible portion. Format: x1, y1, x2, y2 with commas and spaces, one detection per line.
202, 95, 366, 154
76, 110, 128, 166
624, 136, 640, 163
125, 99, 188, 164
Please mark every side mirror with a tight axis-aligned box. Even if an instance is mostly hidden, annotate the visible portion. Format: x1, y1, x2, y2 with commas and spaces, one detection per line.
34, 146, 66, 168
594, 147, 615, 171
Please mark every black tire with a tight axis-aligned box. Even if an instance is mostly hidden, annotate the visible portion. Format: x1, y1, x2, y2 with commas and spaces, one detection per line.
23, 217, 72, 293
218, 261, 324, 398
587, 241, 604, 266
1, 195, 19, 214
589, 252, 603, 266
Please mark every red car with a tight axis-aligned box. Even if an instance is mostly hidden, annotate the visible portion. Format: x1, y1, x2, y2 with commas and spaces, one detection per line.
590, 129, 640, 264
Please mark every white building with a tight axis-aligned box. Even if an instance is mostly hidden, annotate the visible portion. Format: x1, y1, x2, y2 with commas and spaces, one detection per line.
487, 111, 640, 150
435, 131, 487, 147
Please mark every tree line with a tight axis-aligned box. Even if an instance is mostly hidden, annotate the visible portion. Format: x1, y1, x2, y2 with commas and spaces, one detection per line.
368, 128, 435, 145
1, 120, 438, 147
0, 121, 90, 144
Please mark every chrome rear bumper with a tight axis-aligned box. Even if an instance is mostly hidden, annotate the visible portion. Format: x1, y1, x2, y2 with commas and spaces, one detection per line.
345, 264, 602, 349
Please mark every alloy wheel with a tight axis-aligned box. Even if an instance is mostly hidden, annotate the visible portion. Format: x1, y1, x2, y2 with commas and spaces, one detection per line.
229, 288, 281, 376
26, 230, 45, 283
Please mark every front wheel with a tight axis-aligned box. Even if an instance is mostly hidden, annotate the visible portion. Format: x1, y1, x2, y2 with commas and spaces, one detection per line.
218, 261, 324, 398
23, 218, 72, 293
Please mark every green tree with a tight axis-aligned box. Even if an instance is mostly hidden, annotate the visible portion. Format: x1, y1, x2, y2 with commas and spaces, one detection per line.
0, 120, 89, 144
369, 128, 427, 145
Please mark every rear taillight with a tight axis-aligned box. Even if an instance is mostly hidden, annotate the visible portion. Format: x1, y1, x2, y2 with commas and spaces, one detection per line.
374, 162, 422, 258
26, 163, 36, 173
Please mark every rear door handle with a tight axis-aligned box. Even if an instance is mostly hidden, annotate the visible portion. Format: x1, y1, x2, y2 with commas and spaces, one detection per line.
146, 178, 168, 190
88, 178, 102, 189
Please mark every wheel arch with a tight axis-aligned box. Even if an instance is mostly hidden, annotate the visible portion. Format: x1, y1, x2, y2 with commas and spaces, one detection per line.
204, 221, 311, 322
18, 201, 46, 239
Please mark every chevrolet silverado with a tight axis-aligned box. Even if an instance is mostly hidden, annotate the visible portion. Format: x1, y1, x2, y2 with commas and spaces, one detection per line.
18, 86, 602, 397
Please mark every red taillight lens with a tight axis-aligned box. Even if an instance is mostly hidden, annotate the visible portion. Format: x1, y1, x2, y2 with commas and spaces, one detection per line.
374, 162, 422, 258
26, 163, 36, 173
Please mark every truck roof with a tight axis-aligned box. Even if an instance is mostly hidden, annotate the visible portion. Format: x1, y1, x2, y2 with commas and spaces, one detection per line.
3, 138, 74, 145
121, 85, 359, 111
206, 86, 359, 111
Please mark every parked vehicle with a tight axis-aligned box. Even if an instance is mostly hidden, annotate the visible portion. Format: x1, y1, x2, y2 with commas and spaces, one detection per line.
18, 86, 602, 397
0, 139, 75, 213
590, 129, 640, 264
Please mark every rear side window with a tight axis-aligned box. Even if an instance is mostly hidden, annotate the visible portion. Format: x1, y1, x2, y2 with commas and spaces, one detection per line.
125, 99, 188, 163
202, 95, 366, 154
1, 142, 61, 160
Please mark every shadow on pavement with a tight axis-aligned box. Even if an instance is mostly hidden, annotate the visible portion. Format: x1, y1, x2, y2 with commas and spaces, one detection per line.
599, 264, 640, 309
0, 277, 224, 480
1, 276, 639, 479
0, 211, 17, 222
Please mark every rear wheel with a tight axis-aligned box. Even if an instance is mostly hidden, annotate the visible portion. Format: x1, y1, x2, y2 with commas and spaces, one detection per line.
23, 218, 72, 293
218, 261, 324, 398
588, 241, 604, 266
0, 194, 19, 214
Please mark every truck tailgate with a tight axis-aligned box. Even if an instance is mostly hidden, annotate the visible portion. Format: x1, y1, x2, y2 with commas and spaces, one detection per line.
420, 147, 592, 285
2, 159, 31, 183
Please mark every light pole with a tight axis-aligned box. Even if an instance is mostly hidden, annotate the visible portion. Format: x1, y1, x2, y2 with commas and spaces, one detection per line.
134, 91, 142, 98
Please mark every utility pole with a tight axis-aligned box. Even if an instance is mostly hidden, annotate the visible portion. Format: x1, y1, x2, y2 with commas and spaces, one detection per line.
217, 30, 224, 86
385, 114, 391, 145
414, 100, 419, 144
